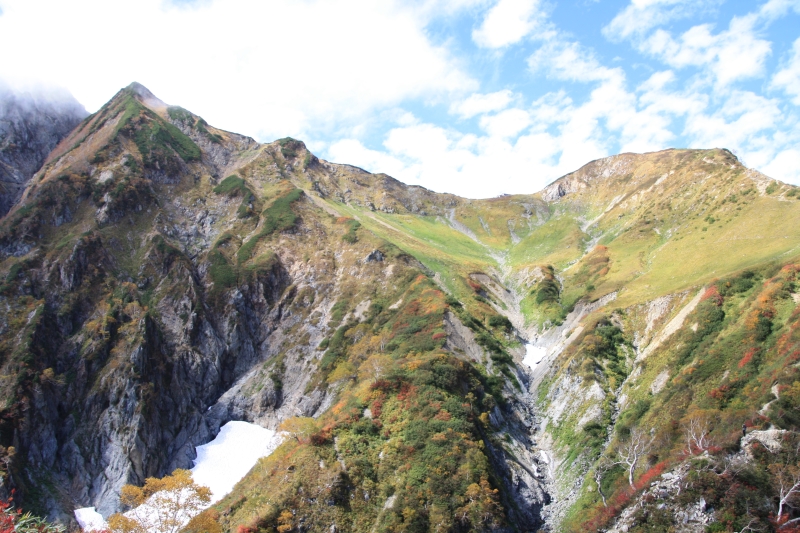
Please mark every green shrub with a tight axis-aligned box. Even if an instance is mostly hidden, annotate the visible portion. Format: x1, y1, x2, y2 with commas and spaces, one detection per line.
125, 104, 200, 168
213, 176, 257, 220
167, 106, 193, 123
342, 219, 360, 243
195, 118, 222, 143
260, 188, 302, 234
277, 137, 304, 159
488, 315, 512, 332
231, 188, 303, 262
208, 250, 237, 289
535, 278, 560, 304
213, 175, 248, 196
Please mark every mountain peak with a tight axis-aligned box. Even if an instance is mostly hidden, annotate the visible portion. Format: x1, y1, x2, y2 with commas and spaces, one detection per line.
124, 81, 167, 111
125, 81, 155, 99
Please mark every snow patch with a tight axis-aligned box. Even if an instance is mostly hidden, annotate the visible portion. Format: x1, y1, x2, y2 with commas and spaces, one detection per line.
523, 344, 546, 369
74, 421, 280, 529
74, 507, 105, 532
192, 421, 279, 503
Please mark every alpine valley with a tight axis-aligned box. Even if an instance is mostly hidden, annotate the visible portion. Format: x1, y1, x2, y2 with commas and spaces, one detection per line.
1, 82, 800, 533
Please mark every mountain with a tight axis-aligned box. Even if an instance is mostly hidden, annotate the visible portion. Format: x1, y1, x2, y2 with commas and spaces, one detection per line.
0, 83, 799, 533
0, 82, 87, 217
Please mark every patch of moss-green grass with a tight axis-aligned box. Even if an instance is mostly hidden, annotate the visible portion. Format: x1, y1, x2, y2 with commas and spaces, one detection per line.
166, 106, 193, 123
341, 218, 360, 243
209, 249, 237, 289
213, 175, 248, 196
194, 118, 223, 143
115, 97, 201, 169
236, 188, 302, 264
214, 175, 258, 219
277, 137, 304, 159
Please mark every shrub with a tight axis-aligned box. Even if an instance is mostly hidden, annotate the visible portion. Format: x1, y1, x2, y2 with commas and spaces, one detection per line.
276, 137, 304, 159
108, 469, 211, 533
237, 189, 302, 263
488, 315, 512, 332
208, 250, 237, 289
535, 278, 560, 304
120, 99, 200, 171
0, 496, 65, 533
213, 175, 248, 196
341, 219, 360, 243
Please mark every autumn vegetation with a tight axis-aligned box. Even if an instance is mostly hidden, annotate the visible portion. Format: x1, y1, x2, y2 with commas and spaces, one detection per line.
558, 265, 800, 532
215, 271, 513, 532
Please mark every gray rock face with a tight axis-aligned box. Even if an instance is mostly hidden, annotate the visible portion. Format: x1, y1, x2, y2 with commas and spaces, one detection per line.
14, 243, 299, 519
0, 83, 87, 216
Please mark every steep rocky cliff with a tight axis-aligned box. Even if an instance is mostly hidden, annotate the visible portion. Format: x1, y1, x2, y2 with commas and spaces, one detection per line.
0, 83, 86, 217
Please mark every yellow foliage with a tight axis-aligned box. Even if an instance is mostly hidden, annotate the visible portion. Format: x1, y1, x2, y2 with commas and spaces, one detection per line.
182, 509, 222, 533
276, 510, 293, 533
326, 361, 356, 384
278, 416, 318, 442
406, 360, 424, 371
107, 469, 211, 533
784, 381, 800, 406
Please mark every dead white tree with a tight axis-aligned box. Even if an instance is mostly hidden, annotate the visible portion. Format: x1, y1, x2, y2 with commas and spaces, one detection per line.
681, 410, 714, 454
770, 462, 800, 522
614, 427, 656, 488
592, 462, 610, 507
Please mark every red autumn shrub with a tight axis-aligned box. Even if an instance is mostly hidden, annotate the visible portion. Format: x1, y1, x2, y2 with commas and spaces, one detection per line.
738, 347, 759, 368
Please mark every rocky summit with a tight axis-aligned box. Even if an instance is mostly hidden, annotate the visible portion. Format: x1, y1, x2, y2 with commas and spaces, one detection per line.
0, 83, 799, 533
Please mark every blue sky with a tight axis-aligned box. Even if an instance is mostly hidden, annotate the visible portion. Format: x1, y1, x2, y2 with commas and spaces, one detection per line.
1, 0, 798, 198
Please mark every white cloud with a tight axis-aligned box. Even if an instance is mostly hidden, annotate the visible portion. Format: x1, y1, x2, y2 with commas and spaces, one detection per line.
328, 0, 800, 192
757, 0, 800, 20
528, 41, 622, 83
327, 121, 571, 198
0, 0, 476, 141
635, 71, 707, 123
478, 108, 531, 138
450, 90, 514, 118
772, 37, 800, 105
327, 139, 409, 178
2, 0, 798, 198
684, 91, 782, 149
678, 89, 800, 184
642, 14, 772, 86
759, 149, 800, 185
604, 0, 710, 41
472, 0, 545, 48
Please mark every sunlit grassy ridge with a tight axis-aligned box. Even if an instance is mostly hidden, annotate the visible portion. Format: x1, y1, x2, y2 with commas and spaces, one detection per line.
316, 148, 800, 332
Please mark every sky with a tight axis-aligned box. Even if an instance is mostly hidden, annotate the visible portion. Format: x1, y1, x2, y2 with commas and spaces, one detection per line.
1, 0, 798, 199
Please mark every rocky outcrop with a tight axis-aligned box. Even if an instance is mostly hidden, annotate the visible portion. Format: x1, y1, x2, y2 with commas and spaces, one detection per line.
12, 245, 297, 518
607, 462, 714, 533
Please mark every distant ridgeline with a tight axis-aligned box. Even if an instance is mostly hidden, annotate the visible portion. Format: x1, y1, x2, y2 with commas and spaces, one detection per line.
0, 82, 798, 533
